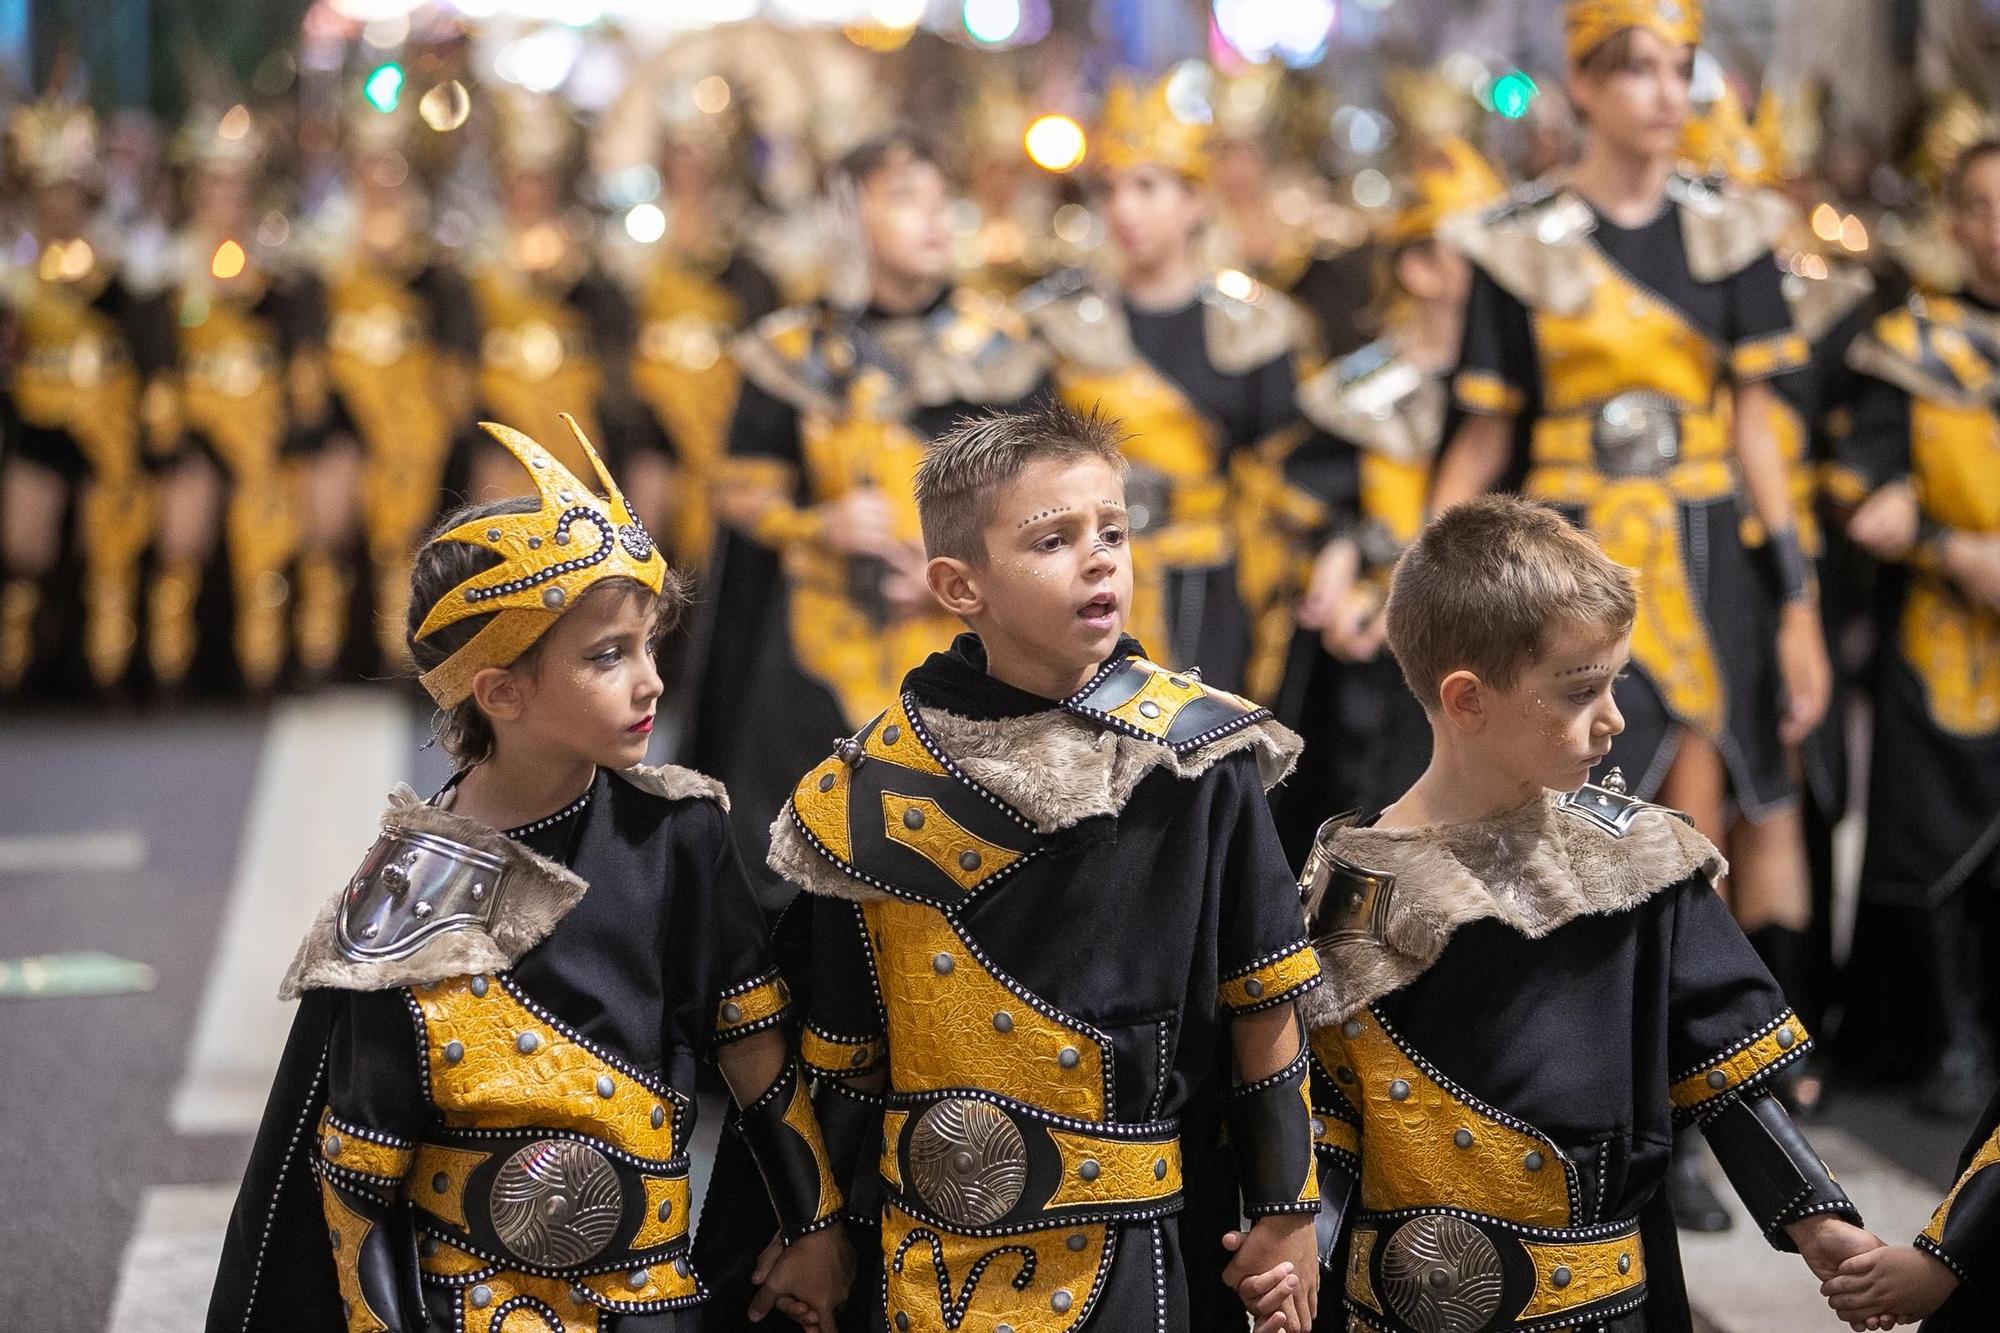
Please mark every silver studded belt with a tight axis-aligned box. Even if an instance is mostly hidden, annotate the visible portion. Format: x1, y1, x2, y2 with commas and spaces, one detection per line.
1346, 1208, 1646, 1333
885, 1089, 1182, 1234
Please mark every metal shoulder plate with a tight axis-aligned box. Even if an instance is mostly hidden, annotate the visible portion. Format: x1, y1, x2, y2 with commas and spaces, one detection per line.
1061, 655, 1271, 754
337, 827, 510, 963
1555, 772, 1692, 839
1301, 813, 1396, 948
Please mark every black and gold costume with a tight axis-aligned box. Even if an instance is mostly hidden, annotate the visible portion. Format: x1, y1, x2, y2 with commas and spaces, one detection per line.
207, 763, 837, 1332
1258, 337, 1447, 859
1914, 1084, 2000, 1330
1298, 778, 1859, 1332
625, 238, 780, 572
314, 226, 478, 669
1025, 271, 1308, 693
772, 634, 1323, 1333
0, 235, 173, 691
695, 288, 1048, 883
1833, 291, 2000, 1081
153, 237, 327, 691
1450, 175, 1808, 814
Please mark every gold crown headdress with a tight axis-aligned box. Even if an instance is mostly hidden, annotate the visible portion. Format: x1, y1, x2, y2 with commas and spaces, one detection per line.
416, 415, 666, 707
1565, 0, 1702, 65
9, 99, 98, 190
1096, 72, 1211, 185
1679, 82, 1786, 188
1382, 137, 1507, 248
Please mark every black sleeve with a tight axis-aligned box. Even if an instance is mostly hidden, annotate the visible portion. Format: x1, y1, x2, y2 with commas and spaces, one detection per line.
1725, 253, 1809, 385
1453, 265, 1536, 419
325, 988, 429, 1140
1830, 374, 1913, 494
1242, 351, 1305, 451
1213, 752, 1322, 1017
691, 799, 791, 1057
725, 254, 783, 328
1663, 875, 1806, 1121
418, 264, 481, 360
726, 374, 804, 468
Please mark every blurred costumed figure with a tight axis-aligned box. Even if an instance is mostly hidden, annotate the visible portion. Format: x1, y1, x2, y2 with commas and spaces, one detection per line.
949, 75, 1067, 299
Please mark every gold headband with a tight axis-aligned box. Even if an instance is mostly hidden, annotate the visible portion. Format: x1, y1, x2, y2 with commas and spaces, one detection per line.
416, 415, 666, 707
1382, 138, 1506, 249
1096, 74, 1211, 186
1566, 0, 1702, 65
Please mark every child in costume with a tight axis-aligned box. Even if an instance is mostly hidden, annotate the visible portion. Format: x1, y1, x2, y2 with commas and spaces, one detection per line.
1288, 496, 1875, 1332
1823, 1086, 2000, 1329
767, 402, 1326, 1333
207, 415, 850, 1333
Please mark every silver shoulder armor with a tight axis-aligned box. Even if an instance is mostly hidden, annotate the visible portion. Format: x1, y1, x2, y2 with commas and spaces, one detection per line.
1301, 813, 1396, 949
337, 827, 510, 963
1554, 767, 1692, 838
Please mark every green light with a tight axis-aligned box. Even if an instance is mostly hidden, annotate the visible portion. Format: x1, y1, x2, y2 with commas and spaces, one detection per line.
363, 63, 405, 114
1490, 70, 1537, 120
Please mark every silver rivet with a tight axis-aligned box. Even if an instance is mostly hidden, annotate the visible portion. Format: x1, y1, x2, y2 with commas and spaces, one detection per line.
1706, 1070, 1728, 1089
659, 1198, 674, 1222
818, 773, 836, 792
528, 536, 542, 549
932, 953, 953, 975
1524, 1151, 1545, 1172
903, 807, 925, 830
1154, 1157, 1168, 1180
486, 528, 501, 542
1168, 676, 1188, 688
329, 1227, 342, 1247
542, 587, 565, 610
882, 725, 901, 745
1342, 1019, 1363, 1038
1079, 1159, 1100, 1181
342, 1301, 352, 1321
444, 1041, 464, 1064
993, 1012, 1013, 1033
1388, 1079, 1410, 1101
895, 1315, 910, 1332
517, 1032, 540, 1054
323, 1134, 342, 1158
420, 1236, 439, 1258
1312, 1117, 1327, 1136
532, 455, 548, 468
628, 1268, 650, 1290
652, 1105, 667, 1129
411, 901, 433, 919
959, 850, 982, 872
1052, 1290, 1074, 1313
470, 976, 488, 997
597, 1075, 615, 1098
470, 1284, 492, 1308
1245, 978, 1264, 998
469, 882, 485, 901
850, 1048, 869, 1067
1552, 1265, 1573, 1289
1776, 1027, 1796, 1050
675, 1258, 690, 1277
570, 1286, 589, 1305
721, 1002, 743, 1024
1058, 1046, 1080, 1069
997, 1326, 1014, 1333
432, 1172, 449, 1194
1337, 1066, 1355, 1083
1067, 1233, 1087, 1252
1454, 1128, 1474, 1149
1137, 699, 1161, 718
1618, 1252, 1632, 1275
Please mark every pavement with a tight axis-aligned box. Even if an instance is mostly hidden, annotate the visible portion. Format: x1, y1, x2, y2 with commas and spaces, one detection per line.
0, 687, 1971, 1331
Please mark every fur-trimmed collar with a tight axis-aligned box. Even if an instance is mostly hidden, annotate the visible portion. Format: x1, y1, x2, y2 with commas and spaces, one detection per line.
613, 761, 729, 810
766, 701, 1302, 904
279, 784, 589, 999
1299, 792, 1723, 1026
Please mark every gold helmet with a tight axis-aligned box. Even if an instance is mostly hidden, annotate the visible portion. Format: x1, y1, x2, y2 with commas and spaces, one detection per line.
414, 415, 667, 708
1679, 83, 1786, 189
9, 98, 98, 190
1565, 0, 1703, 65
1096, 70, 1210, 185
1381, 137, 1506, 248
1914, 91, 2000, 193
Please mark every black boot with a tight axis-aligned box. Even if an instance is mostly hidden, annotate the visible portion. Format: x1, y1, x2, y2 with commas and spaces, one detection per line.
1667, 1130, 1731, 1233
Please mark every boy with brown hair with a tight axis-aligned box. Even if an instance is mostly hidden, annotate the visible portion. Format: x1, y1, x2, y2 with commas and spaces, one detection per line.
767, 401, 1328, 1333
1289, 495, 1877, 1332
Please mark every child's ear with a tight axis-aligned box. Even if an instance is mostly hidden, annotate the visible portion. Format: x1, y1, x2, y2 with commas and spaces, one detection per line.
471, 665, 528, 724
926, 555, 983, 618
1437, 668, 1485, 732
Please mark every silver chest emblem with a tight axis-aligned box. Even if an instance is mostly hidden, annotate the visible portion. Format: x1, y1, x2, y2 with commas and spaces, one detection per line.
1379, 1214, 1505, 1333
907, 1097, 1029, 1227
489, 1138, 624, 1268
337, 828, 508, 962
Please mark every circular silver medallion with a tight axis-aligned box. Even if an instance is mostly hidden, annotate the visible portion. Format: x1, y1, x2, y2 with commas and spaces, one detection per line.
1379, 1214, 1505, 1333
908, 1098, 1028, 1227
489, 1139, 623, 1268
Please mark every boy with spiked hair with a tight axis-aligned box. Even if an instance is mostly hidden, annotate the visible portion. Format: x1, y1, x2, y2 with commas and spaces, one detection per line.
209, 416, 851, 1332
1284, 495, 1876, 1331
767, 400, 1328, 1333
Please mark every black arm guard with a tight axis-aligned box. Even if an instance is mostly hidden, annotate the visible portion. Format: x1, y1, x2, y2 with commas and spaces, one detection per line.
811, 1074, 886, 1223
737, 1057, 843, 1241
1702, 1088, 1858, 1247
318, 1172, 422, 1332
1314, 1154, 1357, 1268
1226, 1048, 1321, 1217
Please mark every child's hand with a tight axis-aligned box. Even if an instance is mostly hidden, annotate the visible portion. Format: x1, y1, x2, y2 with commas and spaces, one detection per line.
1787, 1214, 1883, 1284
748, 1226, 856, 1329
1821, 1244, 1961, 1329
1223, 1214, 1319, 1332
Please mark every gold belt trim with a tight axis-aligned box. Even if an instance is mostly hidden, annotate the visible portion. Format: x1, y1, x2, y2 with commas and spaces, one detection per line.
1528, 408, 1735, 504
1348, 1210, 1646, 1333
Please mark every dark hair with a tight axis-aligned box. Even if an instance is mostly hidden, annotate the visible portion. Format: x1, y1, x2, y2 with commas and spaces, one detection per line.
914, 402, 1129, 563
1947, 138, 2000, 205
838, 126, 949, 189
407, 495, 688, 764
1574, 27, 1647, 78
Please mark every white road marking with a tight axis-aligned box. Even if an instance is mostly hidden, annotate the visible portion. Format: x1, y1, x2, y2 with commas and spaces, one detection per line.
104, 1184, 235, 1333
0, 829, 147, 876
169, 690, 410, 1135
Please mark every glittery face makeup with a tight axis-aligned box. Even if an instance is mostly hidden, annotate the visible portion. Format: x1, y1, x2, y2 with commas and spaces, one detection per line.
1489, 624, 1632, 792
